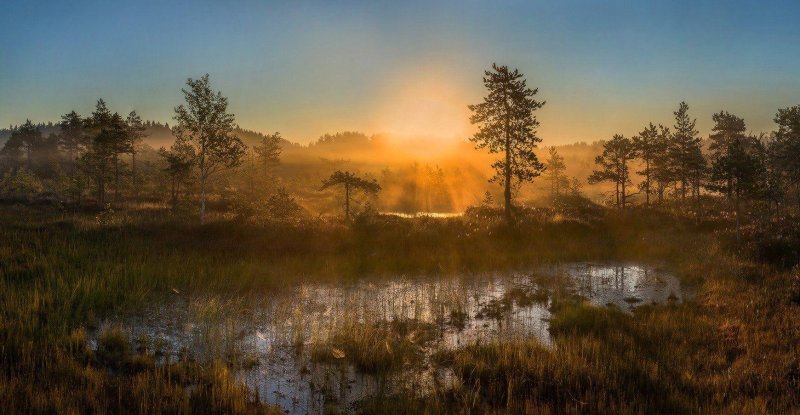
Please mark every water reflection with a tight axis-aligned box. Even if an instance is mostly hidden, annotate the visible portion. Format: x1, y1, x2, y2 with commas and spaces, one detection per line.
99, 263, 683, 414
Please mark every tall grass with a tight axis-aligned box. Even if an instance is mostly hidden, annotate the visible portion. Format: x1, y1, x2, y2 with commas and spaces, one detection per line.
0, 202, 798, 413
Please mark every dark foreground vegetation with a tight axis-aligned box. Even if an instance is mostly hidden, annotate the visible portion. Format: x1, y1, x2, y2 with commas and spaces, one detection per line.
1, 201, 799, 414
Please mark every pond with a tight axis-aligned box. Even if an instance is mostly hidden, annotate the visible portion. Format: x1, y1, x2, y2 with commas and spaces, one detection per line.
96, 263, 684, 414
379, 211, 464, 219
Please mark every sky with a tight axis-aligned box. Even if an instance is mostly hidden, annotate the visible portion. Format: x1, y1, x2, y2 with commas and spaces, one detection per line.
1, 0, 799, 145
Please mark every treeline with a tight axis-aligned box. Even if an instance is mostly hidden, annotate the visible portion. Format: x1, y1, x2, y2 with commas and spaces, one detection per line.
3, 68, 799, 228
0, 77, 482, 219
580, 102, 798, 218
0, 76, 289, 223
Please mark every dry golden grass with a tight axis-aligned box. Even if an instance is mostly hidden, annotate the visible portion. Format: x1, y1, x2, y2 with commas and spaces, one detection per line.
0, 202, 797, 413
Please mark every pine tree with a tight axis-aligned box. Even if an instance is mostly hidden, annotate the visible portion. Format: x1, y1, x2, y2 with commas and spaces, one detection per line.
668, 102, 705, 203
709, 132, 763, 240
58, 111, 86, 174
1, 120, 43, 170
543, 147, 568, 200
651, 125, 673, 203
759, 135, 787, 216
81, 100, 128, 206
588, 134, 638, 209
126, 111, 147, 200
158, 146, 194, 211
633, 123, 660, 207
708, 111, 747, 204
253, 132, 282, 176
772, 105, 800, 209
320, 170, 381, 220
469, 63, 545, 224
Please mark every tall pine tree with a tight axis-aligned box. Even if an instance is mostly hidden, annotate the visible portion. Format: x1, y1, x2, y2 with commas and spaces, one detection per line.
633, 123, 660, 207
668, 102, 705, 203
708, 111, 747, 204
469, 63, 545, 224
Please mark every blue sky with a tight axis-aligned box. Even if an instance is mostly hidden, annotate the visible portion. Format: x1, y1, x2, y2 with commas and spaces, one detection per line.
1, 0, 799, 144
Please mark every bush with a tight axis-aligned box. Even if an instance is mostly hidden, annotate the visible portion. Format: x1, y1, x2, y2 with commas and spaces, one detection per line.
0, 168, 44, 200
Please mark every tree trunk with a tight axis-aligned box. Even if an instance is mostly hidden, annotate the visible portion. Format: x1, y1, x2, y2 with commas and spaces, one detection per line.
644, 160, 650, 207
200, 176, 206, 224
681, 176, 687, 201
170, 178, 175, 211
621, 158, 627, 209
98, 175, 105, 206
695, 176, 701, 221
503, 132, 512, 225
113, 158, 120, 203
131, 151, 137, 202
503, 88, 513, 225
344, 182, 350, 220
735, 188, 741, 243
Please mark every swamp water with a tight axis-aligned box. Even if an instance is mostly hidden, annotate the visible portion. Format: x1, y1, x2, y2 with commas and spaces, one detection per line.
97, 263, 684, 414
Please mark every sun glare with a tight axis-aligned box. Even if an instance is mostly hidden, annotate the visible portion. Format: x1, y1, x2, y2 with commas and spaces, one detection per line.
371, 69, 474, 144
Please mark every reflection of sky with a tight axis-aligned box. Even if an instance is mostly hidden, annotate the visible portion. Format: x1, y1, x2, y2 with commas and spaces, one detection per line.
2, 1, 799, 144
93, 263, 683, 413
564, 263, 682, 309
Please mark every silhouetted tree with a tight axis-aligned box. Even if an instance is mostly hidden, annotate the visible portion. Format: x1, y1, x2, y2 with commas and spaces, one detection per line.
264, 187, 303, 220
158, 146, 194, 211
480, 190, 495, 207
708, 132, 764, 240
569, 177, 583, 196
759, 135, 787, 216
1, 120, 43, 170
772, 105, 800, 209
81, 100, 128, 205
0, 167, 42, 199
126, 111, 147, 199
253, 132, 282, 175
589, 134, 638, 209
37, 133, 62, 177
425, 165, 451, 211
469, 63, 545, 224
544, 147, 568, 200
651, 125, 673, 203
633, 123, 661, 207
668, 102, 705, 202
1, 128, 24, 169
173, 74, 247, 223
58, 111, 86, 174
320, 170, 381, 220
708, 111, 747, 204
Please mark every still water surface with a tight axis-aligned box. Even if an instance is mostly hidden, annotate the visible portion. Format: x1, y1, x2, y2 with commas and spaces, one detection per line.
99, 263, 683, 414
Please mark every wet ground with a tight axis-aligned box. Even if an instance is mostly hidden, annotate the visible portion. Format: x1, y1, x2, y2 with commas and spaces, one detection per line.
96, 262, 684, 414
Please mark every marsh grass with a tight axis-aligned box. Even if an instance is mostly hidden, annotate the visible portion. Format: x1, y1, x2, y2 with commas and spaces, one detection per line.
414, 233, 800, 414
311, 318, 439, 374
1, 202, 798, 413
